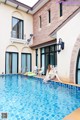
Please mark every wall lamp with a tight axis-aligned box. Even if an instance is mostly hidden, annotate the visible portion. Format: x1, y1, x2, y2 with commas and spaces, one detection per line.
27, 34, 33, 45
57, 38, 64, 53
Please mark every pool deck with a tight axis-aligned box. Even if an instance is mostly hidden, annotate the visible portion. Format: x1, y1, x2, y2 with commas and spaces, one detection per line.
63, 108, 80, 120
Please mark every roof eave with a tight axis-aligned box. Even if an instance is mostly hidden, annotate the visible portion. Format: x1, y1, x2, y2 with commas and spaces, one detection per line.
2, 0, 31, 13
2, 0, 50, 14
29, 0, 50, 14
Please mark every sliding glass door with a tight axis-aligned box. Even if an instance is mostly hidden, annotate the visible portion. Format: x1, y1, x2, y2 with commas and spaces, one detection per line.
41, 54, 45, 74
76, 50, 80, 84
27, 54, 31, 72
21, 54, 26, 73
6, 53, 11, 74
41, 45, 57, 74
45, 53, 49, 72
5, 52, 18, 74
21, 53, 31, 73
12, 53, 18, 73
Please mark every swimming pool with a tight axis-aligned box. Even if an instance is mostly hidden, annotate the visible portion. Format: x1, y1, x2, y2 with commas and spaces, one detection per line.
0, 75, 80, 120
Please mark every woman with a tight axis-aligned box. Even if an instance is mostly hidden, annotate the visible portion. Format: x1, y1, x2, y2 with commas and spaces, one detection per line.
43, 65, 56, 82
43, 65, 61, 82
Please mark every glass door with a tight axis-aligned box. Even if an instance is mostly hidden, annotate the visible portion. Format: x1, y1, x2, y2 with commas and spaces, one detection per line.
41, 45, 57, 75
41, 54, 45, 74
50, 53, 54, 65
5, 52, 18, 74
45, 53, 49, 72
21, 53, 31, 73
6, 53, 10, 74
76, 50, 80, 84
12, 53, 18, 73
27, 54, 31, 72
21, 54, 27, 73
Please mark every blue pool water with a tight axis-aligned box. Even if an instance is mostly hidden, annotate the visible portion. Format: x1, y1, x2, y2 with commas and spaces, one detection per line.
0, 75, 80, 120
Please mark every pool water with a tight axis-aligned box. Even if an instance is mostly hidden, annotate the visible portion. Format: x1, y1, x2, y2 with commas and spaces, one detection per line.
0, 75, 80, 120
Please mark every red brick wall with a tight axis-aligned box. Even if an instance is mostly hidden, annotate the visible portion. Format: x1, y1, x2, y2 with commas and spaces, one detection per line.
33, 0, 78, 46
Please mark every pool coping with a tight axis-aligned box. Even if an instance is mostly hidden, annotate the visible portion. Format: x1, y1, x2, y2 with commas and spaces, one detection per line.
0, 73, 80, 88
33, 75, 80, 88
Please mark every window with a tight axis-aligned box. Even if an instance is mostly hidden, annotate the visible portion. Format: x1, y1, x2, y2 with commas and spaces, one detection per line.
36, 49, 38, 67
12, 17, 24, 39
59, 2, 63, 17
48, 9, 51, 23
39, 16, 42, 28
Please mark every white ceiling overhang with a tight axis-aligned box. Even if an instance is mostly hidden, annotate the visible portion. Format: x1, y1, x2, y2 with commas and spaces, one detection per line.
2, 0, 49, 14
2, 0, 30, 12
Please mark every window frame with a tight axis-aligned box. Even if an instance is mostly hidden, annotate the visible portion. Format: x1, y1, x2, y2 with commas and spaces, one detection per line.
36, 49, 38, 67
40, 45, 57, 74
48, 9, 51, 23
76, 49, 80, 84
59, 2, 63, 17
39, 15, 42, 28
12, 16, 24, 39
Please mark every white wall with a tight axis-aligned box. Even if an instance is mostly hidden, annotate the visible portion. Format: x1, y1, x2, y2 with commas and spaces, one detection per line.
57, 12, 80, 82
0, 3, 35, 74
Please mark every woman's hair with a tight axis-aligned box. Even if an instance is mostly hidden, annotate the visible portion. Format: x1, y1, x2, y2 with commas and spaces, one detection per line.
48, 64, 52, 73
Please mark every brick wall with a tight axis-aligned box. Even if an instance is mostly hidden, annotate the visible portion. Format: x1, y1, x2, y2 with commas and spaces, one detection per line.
33, 0, 78, 46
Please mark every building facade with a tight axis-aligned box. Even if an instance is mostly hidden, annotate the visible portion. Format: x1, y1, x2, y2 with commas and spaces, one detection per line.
0, 0, 49, 74
32, 0, 80, 84
0, 0, 80, 84
0, 1, 34, 74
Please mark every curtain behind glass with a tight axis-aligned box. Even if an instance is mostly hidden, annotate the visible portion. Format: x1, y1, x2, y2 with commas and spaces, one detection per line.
12, 18, 18, 38
78, 57, 80, 68
12, 17, 23, 39
6, 53, 10, 74
50, 53, 54, 65
12, 53, 18, 74
19, 21, 22, 39
78, 71, 80, 84
36, 55, 38, 67
27, 54, 31, 72
42, 54, 45, 74
21, 54, 26, 73
46, 53, 49, 71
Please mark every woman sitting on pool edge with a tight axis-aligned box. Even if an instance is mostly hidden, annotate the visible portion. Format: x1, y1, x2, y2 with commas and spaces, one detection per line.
43, 65, 61, 82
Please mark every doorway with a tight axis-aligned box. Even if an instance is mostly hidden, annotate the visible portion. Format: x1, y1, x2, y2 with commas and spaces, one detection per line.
5, 52, 18, 74
76, 50, 80, 84
41, 45, 57, 74
21, 53, 32, 73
